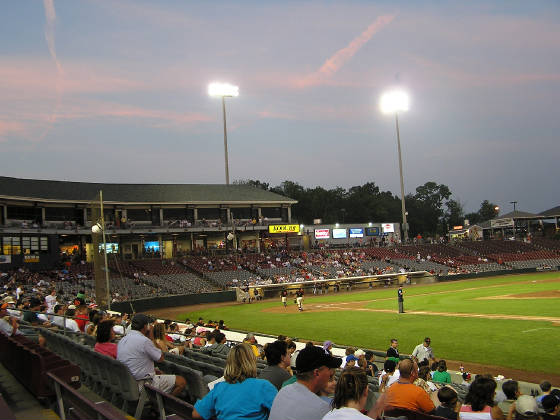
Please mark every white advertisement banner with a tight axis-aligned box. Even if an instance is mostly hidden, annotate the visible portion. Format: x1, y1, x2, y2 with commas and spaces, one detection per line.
490, 218, 514, 228
382, 223, 395, 233
314, 229, 330, 239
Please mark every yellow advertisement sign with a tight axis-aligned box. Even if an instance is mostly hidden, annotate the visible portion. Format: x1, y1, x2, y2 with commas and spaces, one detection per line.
268, 224, 300, 234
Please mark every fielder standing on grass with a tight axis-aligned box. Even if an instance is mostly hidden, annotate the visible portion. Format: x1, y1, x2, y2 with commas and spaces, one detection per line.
281, 288, 288, 308
296, 287, 304, 311
398, 285, 404, 313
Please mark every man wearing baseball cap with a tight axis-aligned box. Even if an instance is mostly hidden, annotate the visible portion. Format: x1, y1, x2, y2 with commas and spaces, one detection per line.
269, 345, 342, 420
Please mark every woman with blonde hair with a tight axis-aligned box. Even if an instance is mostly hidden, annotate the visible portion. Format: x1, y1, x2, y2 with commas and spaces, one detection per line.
152, 322, 183, 355
323, 367, 370, 420
192, 343, 277, 420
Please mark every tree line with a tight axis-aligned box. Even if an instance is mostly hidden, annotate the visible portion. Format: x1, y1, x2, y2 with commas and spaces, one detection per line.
235, 179, 499, 238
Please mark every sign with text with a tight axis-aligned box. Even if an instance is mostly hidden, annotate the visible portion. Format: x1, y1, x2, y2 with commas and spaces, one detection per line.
268, 224, 300, 234
382, 223, 395, 233
349, 228, 364, 238
24, 255, 39, 263
365, 227, 380, 236
490, 218, 514, 228
314, 229, 330, 239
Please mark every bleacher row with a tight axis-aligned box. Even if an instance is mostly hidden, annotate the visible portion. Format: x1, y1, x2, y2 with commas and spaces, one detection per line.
35, 325, 484, 420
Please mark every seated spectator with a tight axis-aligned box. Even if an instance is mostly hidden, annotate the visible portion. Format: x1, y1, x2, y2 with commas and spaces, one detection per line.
201, 331, 229, 357
365, 351, 378, 376
117, 314, 186, 396
323, 340, 334, 355
435, 386, 459, 420
340, 347, 355, 369
193, 327, 207, 347
541, 391, 560, 420
432, 359, 452, 383
243, 332, 260, 358
152, 322, 183, 355
86, 311, 103, 336
462, 372, 473, 386
22, 298, 48, 325
499, 380, 520, 414
0, 303, 21, 336
379, 359, 399, 392
192, 343, 277, 420
269, 345, 342, 420
538, 381, 553, 413
370, 358, 435, 417
460, 376, 504, 420
94, 319, 118, 359
258, 340, 292, 390
414, 365, 438, 394
61, 305, 81, 332
509, 395, 538, 420
345, 354, 358, 368
322, 367, 370, 420
74, 304, 89, 332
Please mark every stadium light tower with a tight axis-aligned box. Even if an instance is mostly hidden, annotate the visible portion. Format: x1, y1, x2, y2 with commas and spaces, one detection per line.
208, 82, 239, 185
380, 89, 410, 242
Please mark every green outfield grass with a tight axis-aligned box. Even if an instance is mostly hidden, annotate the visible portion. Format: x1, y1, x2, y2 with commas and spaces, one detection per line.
180, 272, 560, 374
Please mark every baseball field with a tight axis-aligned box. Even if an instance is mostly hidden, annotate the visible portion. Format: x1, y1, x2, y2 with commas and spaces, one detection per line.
170, 272, 560, 382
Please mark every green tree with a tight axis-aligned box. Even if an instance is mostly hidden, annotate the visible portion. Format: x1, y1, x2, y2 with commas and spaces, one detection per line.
233, 179, 270, 190
407, 182, 452, 236
444, 199, 465, 230
478, 200, 500, 221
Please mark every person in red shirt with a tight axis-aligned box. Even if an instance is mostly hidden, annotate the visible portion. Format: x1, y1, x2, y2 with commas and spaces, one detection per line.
74, 304, 89, 332
94, 319, 118, 359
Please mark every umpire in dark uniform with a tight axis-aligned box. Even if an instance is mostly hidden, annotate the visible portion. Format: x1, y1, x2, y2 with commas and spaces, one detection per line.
398, 285, 404, 313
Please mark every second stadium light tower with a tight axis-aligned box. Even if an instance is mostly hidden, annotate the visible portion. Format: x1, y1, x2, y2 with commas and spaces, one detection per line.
208, 82, 239, 185
380, 89, 410, 242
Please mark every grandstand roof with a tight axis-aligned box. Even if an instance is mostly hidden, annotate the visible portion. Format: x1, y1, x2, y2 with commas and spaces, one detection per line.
496, 210, 539, 219
539, 205, 560, 217
0, 176, 297, 205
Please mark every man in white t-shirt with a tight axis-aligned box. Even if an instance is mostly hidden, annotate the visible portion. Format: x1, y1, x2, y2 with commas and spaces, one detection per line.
45, 289, 57, 313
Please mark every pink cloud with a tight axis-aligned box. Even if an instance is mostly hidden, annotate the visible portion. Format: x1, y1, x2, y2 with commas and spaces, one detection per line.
257, 110, 296, 120
0, 121, 26, 140
296, 14, 395, 88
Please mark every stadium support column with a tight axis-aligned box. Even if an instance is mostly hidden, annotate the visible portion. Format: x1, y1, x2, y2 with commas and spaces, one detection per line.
287, 207, 292, 223
1, 205, 6, 225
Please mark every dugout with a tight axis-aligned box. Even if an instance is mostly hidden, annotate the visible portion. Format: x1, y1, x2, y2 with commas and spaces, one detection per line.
237, 271, 435, 301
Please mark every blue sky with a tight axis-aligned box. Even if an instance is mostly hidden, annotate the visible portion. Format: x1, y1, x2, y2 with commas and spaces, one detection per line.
1, 0, 559, 214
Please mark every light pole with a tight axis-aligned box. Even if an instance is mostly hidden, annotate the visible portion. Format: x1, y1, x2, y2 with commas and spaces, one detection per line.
380, 89, 410, 242
208, 82, 239, 185
510, 201, 517, 212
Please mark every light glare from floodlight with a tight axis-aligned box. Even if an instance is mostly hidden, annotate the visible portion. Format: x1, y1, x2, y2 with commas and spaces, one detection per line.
208, 82, 239, 97
380, 90, 409, 114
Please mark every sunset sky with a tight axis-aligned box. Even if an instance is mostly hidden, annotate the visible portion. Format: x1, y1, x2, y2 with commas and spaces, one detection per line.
1, 1, 559, 214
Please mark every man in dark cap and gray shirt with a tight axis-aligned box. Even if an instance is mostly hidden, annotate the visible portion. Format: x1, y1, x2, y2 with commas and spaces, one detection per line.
269, 345, 342, 420
117, 314, 186, 396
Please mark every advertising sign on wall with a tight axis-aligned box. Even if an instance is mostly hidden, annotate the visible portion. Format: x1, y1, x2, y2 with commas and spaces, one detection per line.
332, 228, 347, 239
349, 228, 364, 238
268, 224, 300, 234
365, 227, 380, 236
382, 223, 395, 233
314, 229, 330, 239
